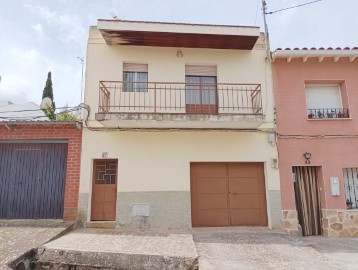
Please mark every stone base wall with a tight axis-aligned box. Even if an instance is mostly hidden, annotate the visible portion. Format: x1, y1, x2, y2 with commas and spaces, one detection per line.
282, 210, 299, 236
116, 191, 191, 230
78, 189, 281, 230
268, 190, 283, 229
322, 209, 358, 237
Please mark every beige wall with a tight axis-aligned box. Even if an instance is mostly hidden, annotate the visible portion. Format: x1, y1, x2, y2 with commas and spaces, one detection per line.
80, 130, 280, 193
80, 26, 280, 228
84, 27, 274, 128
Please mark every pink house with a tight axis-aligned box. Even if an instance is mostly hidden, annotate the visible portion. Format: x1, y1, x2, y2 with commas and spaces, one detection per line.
273, 48, 358, 237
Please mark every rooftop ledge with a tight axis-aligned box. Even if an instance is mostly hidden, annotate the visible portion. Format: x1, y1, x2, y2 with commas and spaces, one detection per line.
97, 19, 260, 50
272, 49, 358, 63
95, 113, 265, 130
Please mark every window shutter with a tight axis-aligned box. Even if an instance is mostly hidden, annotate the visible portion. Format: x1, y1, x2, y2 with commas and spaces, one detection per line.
185, 65, 217, 76
123, 63, 148, 72
305, 85, 342, 109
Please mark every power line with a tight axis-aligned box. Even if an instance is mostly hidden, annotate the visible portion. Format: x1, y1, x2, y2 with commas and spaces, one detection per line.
0, 104, 89, 121
266, 0, 323, 15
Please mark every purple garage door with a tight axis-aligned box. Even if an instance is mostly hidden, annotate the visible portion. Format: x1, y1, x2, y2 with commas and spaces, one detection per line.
0, 142, 68, 219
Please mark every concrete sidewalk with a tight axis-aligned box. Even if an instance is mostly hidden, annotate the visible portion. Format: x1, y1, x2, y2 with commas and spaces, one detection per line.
0, 220, 73, 269
19, 226, 358, 270
37, 228, 198, 270
193, 228, 358, 270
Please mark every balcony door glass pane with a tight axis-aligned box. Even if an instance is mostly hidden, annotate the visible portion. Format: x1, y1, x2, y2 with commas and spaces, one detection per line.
185, 76, 216, 105
201, 76, 216, 105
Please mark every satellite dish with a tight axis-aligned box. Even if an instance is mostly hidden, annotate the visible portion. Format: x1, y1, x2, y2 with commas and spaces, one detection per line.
40, 97, 53, 109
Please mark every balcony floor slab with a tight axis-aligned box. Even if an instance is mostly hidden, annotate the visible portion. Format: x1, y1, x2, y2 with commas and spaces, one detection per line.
95, 113, 265, 129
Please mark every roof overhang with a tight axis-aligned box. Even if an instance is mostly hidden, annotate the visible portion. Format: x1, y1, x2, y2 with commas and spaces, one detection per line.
272, 49, 358, 63
97, 19, 260, 50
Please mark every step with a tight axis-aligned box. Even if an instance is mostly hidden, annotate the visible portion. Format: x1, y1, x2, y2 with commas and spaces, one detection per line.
35, 229, 198, 270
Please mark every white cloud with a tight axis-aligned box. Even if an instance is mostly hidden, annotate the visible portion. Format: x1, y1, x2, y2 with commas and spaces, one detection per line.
0, 74, 30, 103
24, 4, 86, 48
31, 23, 45, 41
1, 47, 81, 106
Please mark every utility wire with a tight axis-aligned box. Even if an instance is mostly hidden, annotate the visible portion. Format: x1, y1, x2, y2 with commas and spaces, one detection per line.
0, 104, 89, 121
266, 0, 323, 15
0, 105, 86, 114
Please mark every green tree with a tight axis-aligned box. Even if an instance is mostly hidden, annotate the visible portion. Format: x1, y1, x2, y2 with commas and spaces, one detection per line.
41, 71, 56, 120
42, 71, 55, 108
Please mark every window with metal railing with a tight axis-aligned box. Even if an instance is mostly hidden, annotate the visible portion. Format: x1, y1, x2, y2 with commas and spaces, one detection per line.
307, 108, 349, 119
343, 168, 358, 209
305, 84, 349, 119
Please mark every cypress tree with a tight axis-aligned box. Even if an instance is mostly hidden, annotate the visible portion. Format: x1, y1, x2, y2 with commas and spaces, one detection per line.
42, 71, 55, 108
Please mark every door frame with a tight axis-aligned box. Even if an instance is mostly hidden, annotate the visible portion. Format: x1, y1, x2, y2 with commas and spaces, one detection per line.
90, 159, 118, 221
293, 166, 322, 236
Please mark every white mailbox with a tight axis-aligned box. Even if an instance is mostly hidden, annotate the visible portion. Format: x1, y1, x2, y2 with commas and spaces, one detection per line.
132, 203, 150, 217
330, 177, 340, 196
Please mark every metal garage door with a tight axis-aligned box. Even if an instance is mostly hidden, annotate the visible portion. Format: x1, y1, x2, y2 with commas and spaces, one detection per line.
0, 142, 68, 219
190, 162, 267, 227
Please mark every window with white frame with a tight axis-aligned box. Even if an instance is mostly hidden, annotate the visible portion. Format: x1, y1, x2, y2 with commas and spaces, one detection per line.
123, 63, 148, 92
343, 168, 358, 209
305, 84, 348, 119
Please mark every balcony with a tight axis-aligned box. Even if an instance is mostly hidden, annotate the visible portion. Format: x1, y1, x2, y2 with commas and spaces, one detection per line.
307, 108, 350, 119
96, 81, 265, 129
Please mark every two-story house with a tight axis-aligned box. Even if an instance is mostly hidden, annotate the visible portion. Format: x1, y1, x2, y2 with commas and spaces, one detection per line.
78, 19, 281, 230
273, 48, 358, 237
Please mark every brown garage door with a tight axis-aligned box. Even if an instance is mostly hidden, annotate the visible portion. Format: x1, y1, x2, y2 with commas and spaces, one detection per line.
190, 162, 267, 227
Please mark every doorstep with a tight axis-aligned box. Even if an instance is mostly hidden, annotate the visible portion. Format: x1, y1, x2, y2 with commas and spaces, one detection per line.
85, 221, 116, 229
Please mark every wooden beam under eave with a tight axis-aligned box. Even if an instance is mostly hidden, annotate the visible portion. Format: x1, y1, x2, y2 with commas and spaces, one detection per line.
334, 56, 340, 62
349, 56, 356, 62
302, 56, 308, 62
318, 56, 324, 62
287, 56, 292, 63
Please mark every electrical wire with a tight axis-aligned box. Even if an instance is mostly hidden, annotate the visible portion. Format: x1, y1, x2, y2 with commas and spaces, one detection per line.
277, 133, 358, 139
266, 0, 323, 15
0, 104, 89, 121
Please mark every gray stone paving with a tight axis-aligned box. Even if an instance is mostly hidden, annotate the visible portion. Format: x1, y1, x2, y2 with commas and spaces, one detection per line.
0, 221, 72, 268
192, 228, 358, 270
2, 225, 358, 270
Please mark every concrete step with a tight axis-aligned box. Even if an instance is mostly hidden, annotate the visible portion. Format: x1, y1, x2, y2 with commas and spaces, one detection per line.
85, 221, 116, 229
35, 229, 198, 270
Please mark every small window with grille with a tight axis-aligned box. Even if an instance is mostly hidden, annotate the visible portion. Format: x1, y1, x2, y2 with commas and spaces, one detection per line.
343, 168, 358, 209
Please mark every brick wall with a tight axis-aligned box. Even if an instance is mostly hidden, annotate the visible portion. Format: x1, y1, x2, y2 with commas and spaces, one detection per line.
0, 123, 82, 221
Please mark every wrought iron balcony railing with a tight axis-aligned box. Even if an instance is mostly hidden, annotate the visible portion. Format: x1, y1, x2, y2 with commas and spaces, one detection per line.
98, 81, 263, 115
307, 108, 349, 119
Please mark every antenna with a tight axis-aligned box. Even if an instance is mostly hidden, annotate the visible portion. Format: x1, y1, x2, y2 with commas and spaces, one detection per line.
108, 10, 118, 20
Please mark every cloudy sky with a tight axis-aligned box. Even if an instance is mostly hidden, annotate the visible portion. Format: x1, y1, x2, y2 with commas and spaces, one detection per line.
0, 0, 357, 107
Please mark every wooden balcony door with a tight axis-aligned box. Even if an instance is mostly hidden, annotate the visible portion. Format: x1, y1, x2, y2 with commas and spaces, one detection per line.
91, 159, 118, 221
185, 75, 218, 114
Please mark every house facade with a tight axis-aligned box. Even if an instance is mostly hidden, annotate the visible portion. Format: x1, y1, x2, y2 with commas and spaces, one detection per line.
78, 19, 281, 230
273, 48, 358, 237
0, 102, 82, 221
